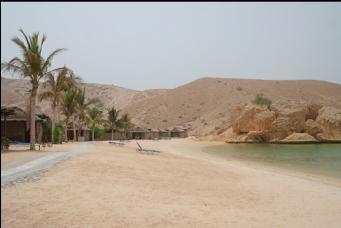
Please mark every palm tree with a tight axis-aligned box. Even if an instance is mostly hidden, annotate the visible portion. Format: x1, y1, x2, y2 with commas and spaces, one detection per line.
119, 113, 133, 140
1, 29, 65, 150
107, 107, 121, 140
75, 88, 100, 140
86, 107, 104, 141
39, 67, 80, 143
62, 88, 78, 142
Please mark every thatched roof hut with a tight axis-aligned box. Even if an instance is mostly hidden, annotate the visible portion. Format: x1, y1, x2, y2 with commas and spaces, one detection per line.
1, 105, 50, 143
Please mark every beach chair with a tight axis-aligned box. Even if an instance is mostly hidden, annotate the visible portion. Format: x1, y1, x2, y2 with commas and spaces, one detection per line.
109, 141, 125, 146
136, 142, 160, 154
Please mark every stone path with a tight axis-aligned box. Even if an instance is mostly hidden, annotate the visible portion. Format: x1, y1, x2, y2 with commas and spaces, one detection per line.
1, 150, 90, 186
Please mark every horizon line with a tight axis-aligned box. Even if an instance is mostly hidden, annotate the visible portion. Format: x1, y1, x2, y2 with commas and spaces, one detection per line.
1, 75, 340, 92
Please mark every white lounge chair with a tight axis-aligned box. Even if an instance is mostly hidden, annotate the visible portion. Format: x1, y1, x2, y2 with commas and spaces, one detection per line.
136, 142, 160, 154
109, 141, 125, 146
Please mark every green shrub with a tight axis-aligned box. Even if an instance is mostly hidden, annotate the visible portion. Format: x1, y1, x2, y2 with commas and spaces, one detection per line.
53, 123, 64, 144
94, 127, 105, 140
2, 137, 12, 150
43, 122, 52, 143
253, 94, 272, 106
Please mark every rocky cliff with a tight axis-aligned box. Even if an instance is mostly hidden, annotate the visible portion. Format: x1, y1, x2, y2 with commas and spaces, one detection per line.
219, 102, 341, 142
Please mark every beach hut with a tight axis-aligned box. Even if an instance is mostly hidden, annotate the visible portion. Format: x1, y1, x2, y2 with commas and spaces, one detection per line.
127, 127, 148, 139
147, 128, 161, 139
1, 105, 49, 143
66, 123, 91, 141
158, 128, 171, 138
170, 127, 188, 138
97, 129, 126, 141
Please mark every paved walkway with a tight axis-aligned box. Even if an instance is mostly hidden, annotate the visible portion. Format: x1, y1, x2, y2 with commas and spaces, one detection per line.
1, 151, 90, 186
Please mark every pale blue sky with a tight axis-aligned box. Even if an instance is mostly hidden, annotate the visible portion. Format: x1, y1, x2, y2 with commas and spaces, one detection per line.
1, 2, 341, 90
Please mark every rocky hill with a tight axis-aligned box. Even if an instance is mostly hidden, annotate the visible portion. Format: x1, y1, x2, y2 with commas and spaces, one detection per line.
123, 78, 341, 137
2, 77, 341, 139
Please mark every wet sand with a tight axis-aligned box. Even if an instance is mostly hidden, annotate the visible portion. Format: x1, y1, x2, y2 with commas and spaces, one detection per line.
2, 139, 341, 227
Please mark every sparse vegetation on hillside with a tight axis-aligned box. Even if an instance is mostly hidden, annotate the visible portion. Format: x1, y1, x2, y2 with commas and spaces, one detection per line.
253, 94, 272, 107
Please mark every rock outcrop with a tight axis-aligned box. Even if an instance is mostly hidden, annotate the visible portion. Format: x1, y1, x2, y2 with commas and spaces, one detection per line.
270, 102, 308, 133
282, 133, 317, 142
306, 104, 323, 120
245, 131, 267, 142
226, 102, 341, 143
231, 104, 276, 133
304, 119, 322, 136
316, 107, 341, 140
262, 117, 293, 141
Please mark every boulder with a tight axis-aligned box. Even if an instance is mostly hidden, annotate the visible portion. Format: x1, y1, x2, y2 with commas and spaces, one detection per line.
271, 102, 308, 133
263, 117, 292, 141
315, 133, 329, 141
316, 107, 341, 140
282, 133, 317, 142
260, 101, 310, 141
231, 104, 276, 133
304, 119, 322, 136
222, 127, 248, 142
306, 104, 323, 120
245, 131, 267, 142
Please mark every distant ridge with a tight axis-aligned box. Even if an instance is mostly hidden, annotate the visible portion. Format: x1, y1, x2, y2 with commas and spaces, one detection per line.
2, 76, 341, 136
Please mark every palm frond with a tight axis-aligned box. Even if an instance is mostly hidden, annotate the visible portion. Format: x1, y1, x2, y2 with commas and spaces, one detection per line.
19, 28, 32, 50
42, 48, 66, 72
1, 61, 26, 76
39, 34, 46, 55
39, 91, 54, 102
11, 37, 29, 55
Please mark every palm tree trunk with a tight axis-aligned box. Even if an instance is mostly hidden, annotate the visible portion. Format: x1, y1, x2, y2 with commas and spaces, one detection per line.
64, 118, 68, 142
51, 107, 56, 144
73, 121, 77, 142
78, 124, 82, 142
30, 88, 37, 150
92, 128, 95, 141
111, 128, 114, 140
78, 122, 82, 138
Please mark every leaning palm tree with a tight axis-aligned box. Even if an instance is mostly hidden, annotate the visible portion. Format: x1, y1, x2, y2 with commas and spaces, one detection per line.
118, 113, 133, 140
86, 107, 104, 141
39, 67, 80, 143
107, 107, 121, 140
75, 88, 101, 140
61, 88, 78, 142
1, 29, 65, 150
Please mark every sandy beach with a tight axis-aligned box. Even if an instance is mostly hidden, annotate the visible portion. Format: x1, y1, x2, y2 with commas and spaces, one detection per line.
2, 3, 341, 228
1, 138, 341, 228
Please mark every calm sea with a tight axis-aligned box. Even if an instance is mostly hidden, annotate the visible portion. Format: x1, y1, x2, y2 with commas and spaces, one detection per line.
202, 144, 341, 180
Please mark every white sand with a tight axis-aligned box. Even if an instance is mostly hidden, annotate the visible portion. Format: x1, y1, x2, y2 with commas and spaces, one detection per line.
2, 139, 341, 228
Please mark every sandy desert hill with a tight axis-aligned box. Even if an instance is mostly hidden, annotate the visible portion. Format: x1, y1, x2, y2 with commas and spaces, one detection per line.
1, 77, 166, 118
2, 77, 341, 136
123, 77, 341, 135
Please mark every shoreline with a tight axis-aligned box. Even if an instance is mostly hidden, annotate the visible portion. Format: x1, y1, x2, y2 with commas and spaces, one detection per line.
225, 140, 341, 144
165, 139, 341, 188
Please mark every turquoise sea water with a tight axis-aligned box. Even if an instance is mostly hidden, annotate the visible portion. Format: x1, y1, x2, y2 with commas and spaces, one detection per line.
202, 144, 341, 179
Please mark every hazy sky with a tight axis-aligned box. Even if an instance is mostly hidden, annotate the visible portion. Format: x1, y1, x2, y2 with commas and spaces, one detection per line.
1, 2, 341, 90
